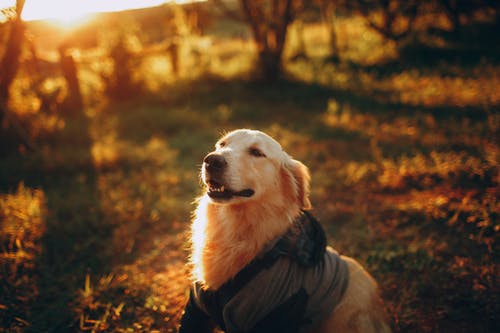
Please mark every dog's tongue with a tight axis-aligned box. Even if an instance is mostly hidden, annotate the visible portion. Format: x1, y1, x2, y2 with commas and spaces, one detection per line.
234, 189, 254, 197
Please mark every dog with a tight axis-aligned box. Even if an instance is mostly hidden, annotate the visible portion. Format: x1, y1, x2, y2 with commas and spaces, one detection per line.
179, 129, 391, 333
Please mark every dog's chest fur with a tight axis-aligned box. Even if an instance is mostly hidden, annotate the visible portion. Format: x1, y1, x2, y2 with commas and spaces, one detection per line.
189, 211, 349, 333
190, 195, 300, 290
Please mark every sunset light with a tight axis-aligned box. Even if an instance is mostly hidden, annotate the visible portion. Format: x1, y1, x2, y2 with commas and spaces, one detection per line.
22, 0, 165, 21
0, 0, 204, 26
0, 1, 497, 331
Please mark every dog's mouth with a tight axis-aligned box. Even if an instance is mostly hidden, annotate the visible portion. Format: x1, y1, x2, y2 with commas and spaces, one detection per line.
206, 181, 254, 200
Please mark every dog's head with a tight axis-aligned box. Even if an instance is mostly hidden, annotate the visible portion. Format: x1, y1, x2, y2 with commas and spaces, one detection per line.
201, 129, 311, 210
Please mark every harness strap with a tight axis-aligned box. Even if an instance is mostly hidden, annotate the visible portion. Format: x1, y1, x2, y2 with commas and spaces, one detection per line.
195, 211, 327, 331
179, 287, 213, 333
196, 238, 284, 330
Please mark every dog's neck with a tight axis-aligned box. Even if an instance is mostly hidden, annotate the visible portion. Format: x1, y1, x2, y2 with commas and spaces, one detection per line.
190, 195, 301, 290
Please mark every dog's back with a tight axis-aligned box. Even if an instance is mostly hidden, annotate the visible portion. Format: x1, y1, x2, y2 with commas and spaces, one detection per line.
316, 256, 392, 333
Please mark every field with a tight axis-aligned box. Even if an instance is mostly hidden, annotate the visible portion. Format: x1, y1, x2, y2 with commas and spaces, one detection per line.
1, 9, 499, 333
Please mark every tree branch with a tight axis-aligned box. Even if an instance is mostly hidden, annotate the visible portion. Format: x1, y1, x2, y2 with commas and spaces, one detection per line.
355, 0, 418, 41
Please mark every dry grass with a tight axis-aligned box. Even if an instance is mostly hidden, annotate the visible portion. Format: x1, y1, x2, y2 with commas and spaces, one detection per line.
0, 184, 46, 332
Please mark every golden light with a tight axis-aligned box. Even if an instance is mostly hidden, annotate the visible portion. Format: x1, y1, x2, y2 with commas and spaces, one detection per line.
0, 0, 204, 28
0, 0, 14, 9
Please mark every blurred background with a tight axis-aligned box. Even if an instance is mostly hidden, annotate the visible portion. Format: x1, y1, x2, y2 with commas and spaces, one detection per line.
0, 0, 499, 332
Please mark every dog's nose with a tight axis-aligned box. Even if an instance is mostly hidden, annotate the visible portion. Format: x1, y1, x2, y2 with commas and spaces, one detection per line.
203, 153, 227, 172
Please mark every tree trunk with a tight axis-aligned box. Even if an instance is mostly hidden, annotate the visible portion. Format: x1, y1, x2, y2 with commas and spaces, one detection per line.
258, 49, 283, 81
440, 0, 461, 34
59, 47, 83, 114
0, 10, 24, 124
321, 0, 340, 62
240, 0, 294, 81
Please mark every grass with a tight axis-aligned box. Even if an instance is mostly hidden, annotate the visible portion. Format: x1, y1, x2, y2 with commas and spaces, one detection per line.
1, 11, 499, 333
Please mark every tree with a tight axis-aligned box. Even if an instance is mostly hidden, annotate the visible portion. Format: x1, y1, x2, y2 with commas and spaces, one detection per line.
103, 34, 142, 99
241, 0, 294, 80
438, 0, 500, 34
353, 0, 498, 41
321, 0, 340, 60
0, 0, 36, 151
317, 0, 349, 62
354, 0, 418, 41
0, 0, 25, 124
59, 44, 83, 114
213, 0, 297, 81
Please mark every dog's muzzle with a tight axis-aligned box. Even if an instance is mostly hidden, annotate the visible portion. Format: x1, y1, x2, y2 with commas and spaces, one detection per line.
204, 152, 227, 175
203, 152, 254, 200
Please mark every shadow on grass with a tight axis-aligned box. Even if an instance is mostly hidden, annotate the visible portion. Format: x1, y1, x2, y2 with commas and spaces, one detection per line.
14, 114, 117, 331
110, 77, 334, 144
0, 112, 169, 331
347, 21, 500, 78
106, 75, 497, 171
111, 75, 495, 158
330, 84, 492, 121
365, 191, 499, 332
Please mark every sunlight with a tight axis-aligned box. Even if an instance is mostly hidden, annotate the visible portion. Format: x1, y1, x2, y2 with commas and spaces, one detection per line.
0, 0, 14, 9
19, 0, 203, 28
44, 12, 94, 30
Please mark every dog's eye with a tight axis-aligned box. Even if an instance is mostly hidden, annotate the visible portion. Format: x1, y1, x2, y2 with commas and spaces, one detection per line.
249, 147, 266, 157
218, 141, 226, 148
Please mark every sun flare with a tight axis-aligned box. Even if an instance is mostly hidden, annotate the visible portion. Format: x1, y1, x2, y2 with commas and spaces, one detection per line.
13, 0, 200, 29
22, 0, 160, 22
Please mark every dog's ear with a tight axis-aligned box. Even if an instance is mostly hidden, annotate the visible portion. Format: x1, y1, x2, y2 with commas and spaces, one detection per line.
283, 158, 311, 210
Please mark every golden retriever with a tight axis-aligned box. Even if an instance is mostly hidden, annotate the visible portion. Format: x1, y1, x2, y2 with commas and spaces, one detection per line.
180, 129, 391, 333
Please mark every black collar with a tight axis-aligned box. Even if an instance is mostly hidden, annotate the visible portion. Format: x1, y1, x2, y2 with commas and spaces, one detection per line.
272, 211, 327, 267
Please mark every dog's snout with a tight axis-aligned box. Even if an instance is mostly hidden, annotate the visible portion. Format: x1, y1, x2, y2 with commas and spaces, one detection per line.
204, 153, 227, 173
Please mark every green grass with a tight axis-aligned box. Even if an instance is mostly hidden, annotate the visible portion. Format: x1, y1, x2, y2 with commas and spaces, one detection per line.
1, 13, 500, 333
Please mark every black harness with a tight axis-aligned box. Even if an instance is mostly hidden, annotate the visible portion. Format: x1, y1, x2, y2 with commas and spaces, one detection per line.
179, 212, 328, 333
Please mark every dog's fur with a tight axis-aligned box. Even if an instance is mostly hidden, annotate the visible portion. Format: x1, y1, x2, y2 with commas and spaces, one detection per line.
189, 129, 391, 333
